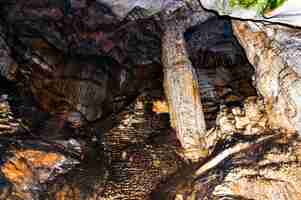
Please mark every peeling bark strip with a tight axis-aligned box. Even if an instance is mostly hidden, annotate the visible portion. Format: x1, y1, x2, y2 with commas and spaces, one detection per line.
161, 23, 207, 161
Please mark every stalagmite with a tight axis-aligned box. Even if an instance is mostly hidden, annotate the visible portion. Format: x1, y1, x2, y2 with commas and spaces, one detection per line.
161, 19, 208, 162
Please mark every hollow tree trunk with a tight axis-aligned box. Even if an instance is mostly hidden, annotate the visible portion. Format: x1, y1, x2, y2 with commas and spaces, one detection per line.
161, 22, 207, 162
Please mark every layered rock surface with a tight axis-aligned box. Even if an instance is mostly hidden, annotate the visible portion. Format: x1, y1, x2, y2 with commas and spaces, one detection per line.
232, 20, 301, 134
201, 0, 301, 27
0, 1, 301, 200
